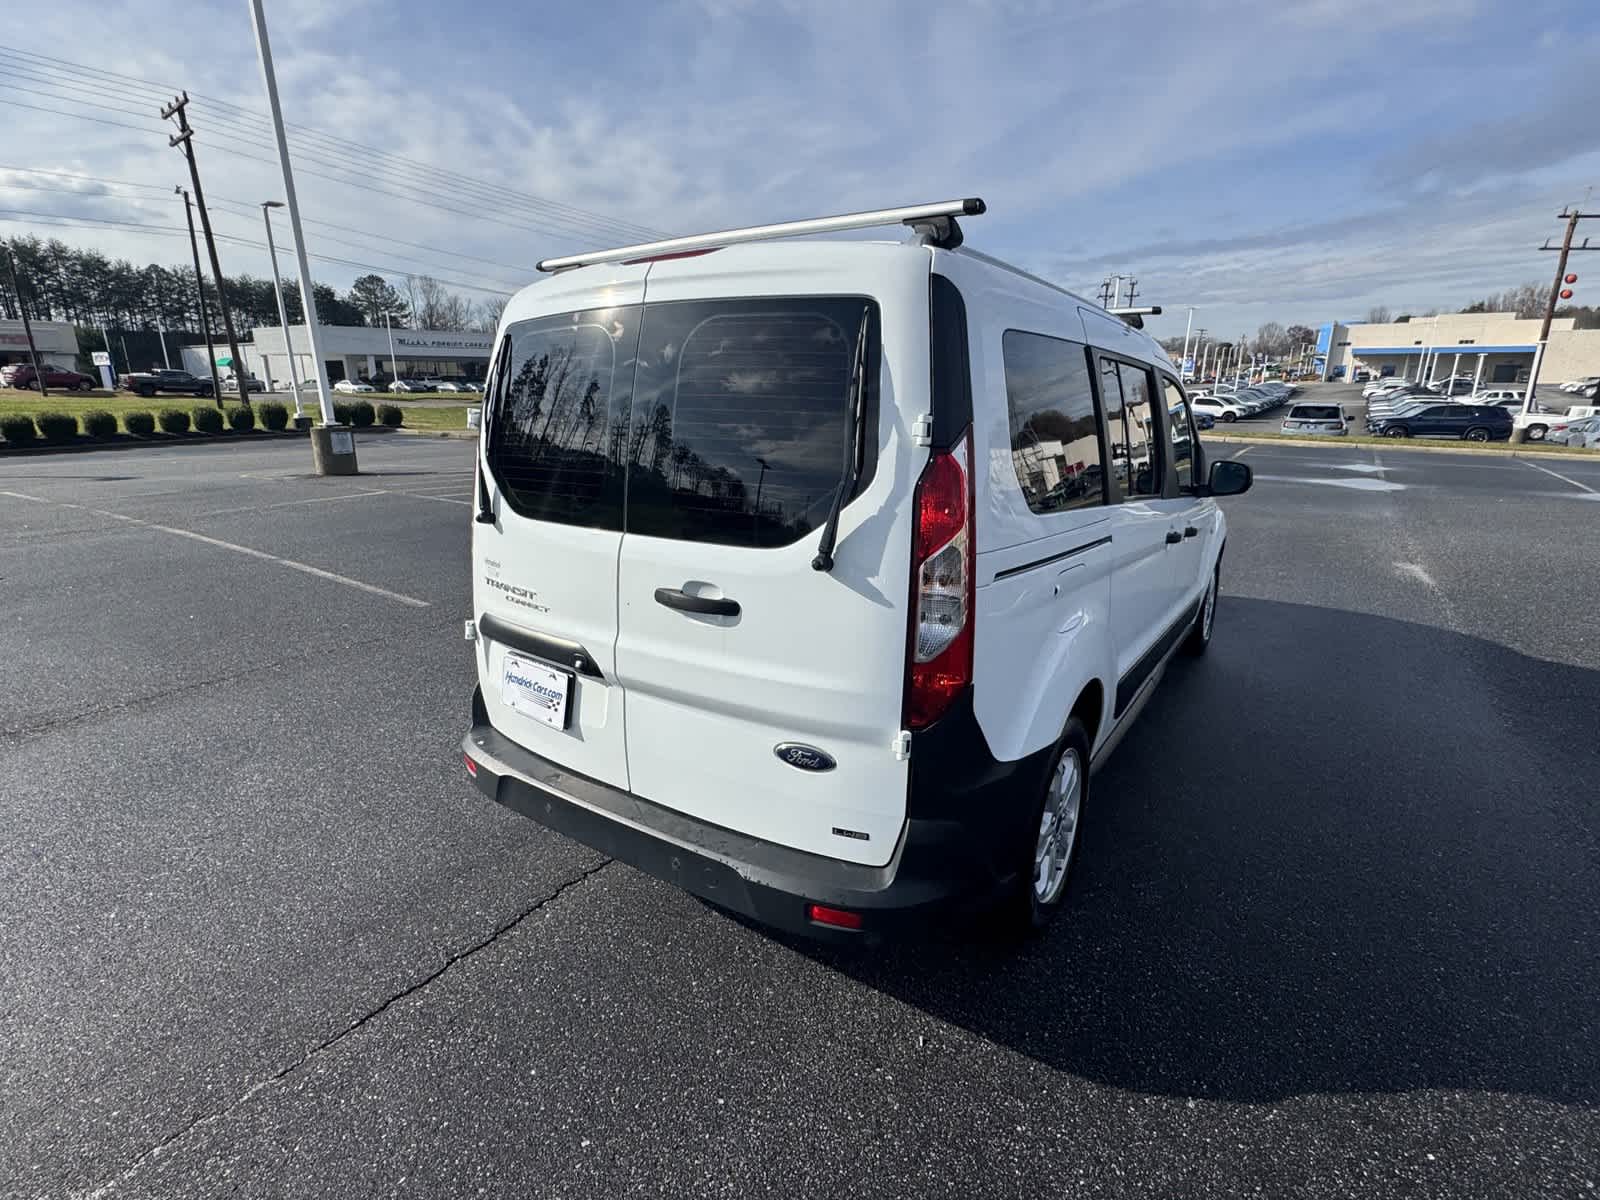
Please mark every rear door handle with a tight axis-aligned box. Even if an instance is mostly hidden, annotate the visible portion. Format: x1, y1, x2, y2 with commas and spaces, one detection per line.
1183, 526, 1198, 538
654, 587, 740, 617
1165, 530, 1183, 545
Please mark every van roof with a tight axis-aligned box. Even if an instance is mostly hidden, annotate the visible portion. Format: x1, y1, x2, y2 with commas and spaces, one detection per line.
498, 238, 1171, 368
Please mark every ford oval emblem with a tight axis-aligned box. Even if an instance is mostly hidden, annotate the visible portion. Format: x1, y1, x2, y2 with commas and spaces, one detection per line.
774, 743, 836, 772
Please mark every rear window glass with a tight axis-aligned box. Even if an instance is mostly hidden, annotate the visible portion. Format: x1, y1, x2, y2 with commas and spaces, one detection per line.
624, 297, 878, 549
485, 306, 641, 530
1291, 405, 1341, 419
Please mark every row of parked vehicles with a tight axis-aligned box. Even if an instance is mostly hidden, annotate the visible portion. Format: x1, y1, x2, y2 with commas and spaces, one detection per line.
1186, 380, 1299, 423
1362, 376, 1600, 442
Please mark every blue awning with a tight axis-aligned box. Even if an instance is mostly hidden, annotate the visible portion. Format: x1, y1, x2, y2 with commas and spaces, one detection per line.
1352, 345, 1535, 356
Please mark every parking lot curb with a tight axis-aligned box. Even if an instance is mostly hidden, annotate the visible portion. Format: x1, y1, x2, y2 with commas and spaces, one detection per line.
389, 428, 479, 440
1201, 434, 1596, 459
0, 429, 308, 457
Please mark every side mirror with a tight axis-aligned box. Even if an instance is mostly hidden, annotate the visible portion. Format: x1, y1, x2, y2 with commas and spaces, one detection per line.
1207, 459, 1252, 497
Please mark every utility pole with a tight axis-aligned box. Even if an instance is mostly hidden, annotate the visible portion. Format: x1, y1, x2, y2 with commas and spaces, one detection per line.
1123, 277, 1139, 308
1527, 207, 1600, 413
156, 316, 172, 368
4, 246, 49, 398
177, 187, 222, 404
1097, 276, 1115, 308
162, 92, 247, 400
260, 200, 304, 420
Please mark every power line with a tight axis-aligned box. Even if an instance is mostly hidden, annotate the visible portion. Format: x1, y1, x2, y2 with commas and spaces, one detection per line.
0, 207, 514, 295
0, 80, 658, 255
0, 46, 666, 243
0, 167, 540, 276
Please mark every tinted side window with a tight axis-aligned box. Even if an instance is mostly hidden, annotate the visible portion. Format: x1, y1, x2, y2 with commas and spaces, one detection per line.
1100, 357, 1162, 499
1002, 331, 1106, 515
1161, 377, 1195, 490
486, 306, 640, 531
625, 298, 878, 549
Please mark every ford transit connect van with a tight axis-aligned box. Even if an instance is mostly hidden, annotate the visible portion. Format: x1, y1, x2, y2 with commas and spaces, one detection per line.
461, 200, 1252, 939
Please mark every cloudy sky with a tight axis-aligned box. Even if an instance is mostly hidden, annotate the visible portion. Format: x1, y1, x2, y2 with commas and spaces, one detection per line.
3, 0, 1597, 340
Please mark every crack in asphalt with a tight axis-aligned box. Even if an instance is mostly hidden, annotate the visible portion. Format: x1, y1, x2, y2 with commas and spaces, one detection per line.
69, 858, 614, 1199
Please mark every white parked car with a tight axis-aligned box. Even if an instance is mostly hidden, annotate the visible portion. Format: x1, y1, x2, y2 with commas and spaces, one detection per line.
1191, 393, 1253, 422
1548, 413, 1600, 448
1514, 410, 1577, 442
460, 199, 1252, 939
435, 380, 465, 393
333, 379, 376, 394
1559, 376, 1600, 393
1280, 402, 1348, 435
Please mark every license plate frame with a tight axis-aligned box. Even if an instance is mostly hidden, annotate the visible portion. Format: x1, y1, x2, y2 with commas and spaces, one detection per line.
500, 651, 573, 731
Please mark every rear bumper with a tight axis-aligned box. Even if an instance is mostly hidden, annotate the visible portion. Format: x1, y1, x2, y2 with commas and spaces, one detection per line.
462, 690, 1014, 941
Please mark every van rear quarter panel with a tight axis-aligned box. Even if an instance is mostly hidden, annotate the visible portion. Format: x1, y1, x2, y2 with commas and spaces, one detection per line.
930, 251, 1117, 763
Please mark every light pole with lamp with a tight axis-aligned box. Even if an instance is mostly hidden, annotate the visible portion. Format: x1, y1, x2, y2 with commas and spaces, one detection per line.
259, 200, 305, 423
384, 311, 400, 386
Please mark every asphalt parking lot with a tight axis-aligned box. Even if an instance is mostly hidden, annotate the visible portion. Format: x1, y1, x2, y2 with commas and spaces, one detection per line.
3, 434, 1598, 1199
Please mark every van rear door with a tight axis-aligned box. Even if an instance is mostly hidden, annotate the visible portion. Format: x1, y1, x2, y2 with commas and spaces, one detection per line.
612, 260, 924, 867
475, 279, 646, 792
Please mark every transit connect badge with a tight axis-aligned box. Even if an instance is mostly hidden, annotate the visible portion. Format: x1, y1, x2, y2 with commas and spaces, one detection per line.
773, 743, 836, 772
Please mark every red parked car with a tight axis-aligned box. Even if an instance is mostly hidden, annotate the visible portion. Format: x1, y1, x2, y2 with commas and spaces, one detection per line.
0, 362, 97, 392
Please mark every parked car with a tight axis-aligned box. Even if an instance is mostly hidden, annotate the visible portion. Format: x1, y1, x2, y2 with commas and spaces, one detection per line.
1192, 393, 1252, 422
118, 368, 216, 398
1281, 402, 1348, 436
391, 379, 435, 393
460, 381, 484, 393
1513, 409, 1579, 442
435, 380, 465, 393
1, 362, 98, 391
1559, 376, 1600, 393
1547, 413, 1600, 448
461, 206, 1253, 939
1372, 403, 1512, 441
333, 379, 376, 394
220, 374, 266, 394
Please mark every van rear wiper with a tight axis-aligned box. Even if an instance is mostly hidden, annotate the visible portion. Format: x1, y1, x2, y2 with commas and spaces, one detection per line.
812, 306, 871, 572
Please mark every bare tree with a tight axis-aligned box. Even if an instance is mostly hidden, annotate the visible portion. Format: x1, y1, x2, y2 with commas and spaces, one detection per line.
1365, 305, 1392, 324
474, 295, 508, 333
411, 274, 473, 330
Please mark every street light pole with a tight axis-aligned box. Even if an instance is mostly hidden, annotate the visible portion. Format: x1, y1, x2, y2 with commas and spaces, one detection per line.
259, 200, 302, 419
260, 201, 304, 419
385, 311, 399, 384
1180, 307, 1195, 380
247, 0, 334, 429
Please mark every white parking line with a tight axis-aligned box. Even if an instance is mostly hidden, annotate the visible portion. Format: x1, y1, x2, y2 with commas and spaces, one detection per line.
398, 491, 472, 507
1520, 458, 1597, 494
8, 486, 431, 607
203, 490, 392, 516
82, 508, 432, 607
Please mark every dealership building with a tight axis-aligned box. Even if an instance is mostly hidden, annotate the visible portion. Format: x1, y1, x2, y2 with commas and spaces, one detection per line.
180, 324, 494, 386
1317, 311, 1600, 388
0, 319, 80, 371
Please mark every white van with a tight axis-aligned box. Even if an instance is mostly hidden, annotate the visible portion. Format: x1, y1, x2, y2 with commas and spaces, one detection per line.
461, 201, 1252, 939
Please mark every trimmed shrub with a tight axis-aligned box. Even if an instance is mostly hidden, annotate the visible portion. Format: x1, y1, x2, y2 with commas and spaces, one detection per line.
82, 410, 118, 438
378, 403, 404, 427
191, 405, 225, 435
124, 410, 156, 436
348, 399, 375, 428
332, 400, 355, 425
36, 412, 79, 443
258, 400, 289, 431
1, 415, 37, 446
226, 404, 256, 431
158, 408, 191, 434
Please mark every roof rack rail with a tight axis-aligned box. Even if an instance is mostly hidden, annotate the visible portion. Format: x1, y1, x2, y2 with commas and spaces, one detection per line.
1107, 305, 1162, 329
535, 198, 987, 273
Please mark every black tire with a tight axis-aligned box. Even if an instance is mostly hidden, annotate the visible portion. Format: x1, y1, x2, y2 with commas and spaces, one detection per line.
1184, 563, 1219, 656
1221, 411, 1237, 423
1526, 425, 1547, 442
994, 717, 1092, 936
76, 380, 93, 393
1384, 426, 1410, 438
138, 386, 155, 398
23, 379, 38, 390
1464, 427, 1490, 443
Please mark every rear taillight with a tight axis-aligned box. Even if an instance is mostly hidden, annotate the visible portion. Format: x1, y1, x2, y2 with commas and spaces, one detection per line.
905, 429, 974, 729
